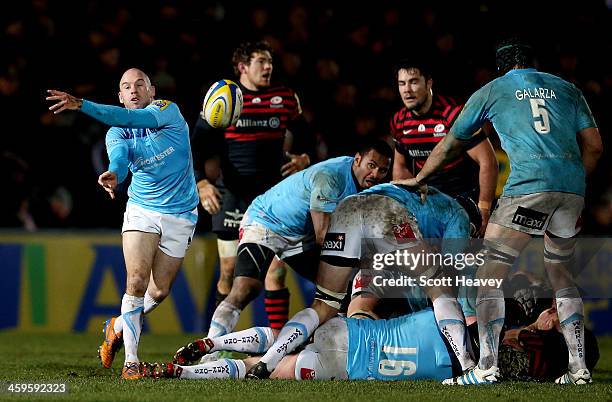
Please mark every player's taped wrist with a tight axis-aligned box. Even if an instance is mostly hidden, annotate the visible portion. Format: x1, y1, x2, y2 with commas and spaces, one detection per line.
478, 200, 492, 210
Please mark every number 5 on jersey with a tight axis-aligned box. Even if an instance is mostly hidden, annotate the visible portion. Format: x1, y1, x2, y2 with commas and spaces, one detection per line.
529, 99, 551, 134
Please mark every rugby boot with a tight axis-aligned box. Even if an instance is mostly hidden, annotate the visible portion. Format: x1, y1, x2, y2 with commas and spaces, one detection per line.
173, 338, 213, 365
245, 361, 271, 379
121, 362, 143, 380
442, 365, 500, 385
555, 368, 592, 385
98, 317, 123, 368
141, 362, 183, 379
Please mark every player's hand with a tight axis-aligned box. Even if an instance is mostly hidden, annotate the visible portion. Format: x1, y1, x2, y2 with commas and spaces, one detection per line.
281, 152, 310, 176
197, 180, 221, 214
98, 171, 118, 199
478, 208, 491, 237
391, 178, 428, 204
46, 89, 83, 114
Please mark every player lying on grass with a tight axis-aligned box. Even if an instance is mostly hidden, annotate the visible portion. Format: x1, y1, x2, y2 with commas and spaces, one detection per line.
139, 304, 598, 382
243, 183, 477, 380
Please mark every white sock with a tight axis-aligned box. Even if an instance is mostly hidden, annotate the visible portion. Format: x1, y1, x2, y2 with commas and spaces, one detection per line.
210, 327, 275, 354
260, 308, 319, 370
556, 287, 587, 371
114, 315, 123, 334
121, 294, 144, 364
143, 291, 160, 315
177, 359, 246, 379
208, 301, 242, 338
476, 288, 505, 369
433, 297, 475, 370
113, 291, 159, 333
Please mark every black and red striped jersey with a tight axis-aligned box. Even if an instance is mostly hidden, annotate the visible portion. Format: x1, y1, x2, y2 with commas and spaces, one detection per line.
192, 83, 309, 198
391, 94, 485, 196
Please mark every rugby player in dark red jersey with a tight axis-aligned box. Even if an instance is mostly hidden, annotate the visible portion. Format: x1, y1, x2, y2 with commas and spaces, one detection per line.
191, 41, 314, 332
390, 59, 498, 237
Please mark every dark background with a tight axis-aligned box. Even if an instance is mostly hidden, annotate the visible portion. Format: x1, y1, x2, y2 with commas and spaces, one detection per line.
2, 0, 610, 233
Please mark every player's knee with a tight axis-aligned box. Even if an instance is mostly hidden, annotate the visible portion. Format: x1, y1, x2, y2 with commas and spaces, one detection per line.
314, 285, 346, 314
146, 286, 168, 302
235, 243, 276, 282
480, 240, 520, 271
543, 239, 575, 265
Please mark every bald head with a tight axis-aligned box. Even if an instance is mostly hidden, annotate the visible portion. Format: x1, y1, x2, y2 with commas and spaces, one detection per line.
118, 68, 155, 109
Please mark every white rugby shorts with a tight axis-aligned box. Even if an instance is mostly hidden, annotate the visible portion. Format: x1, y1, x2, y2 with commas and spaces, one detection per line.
122, 202, 197, 258
320, 194, 423, 269
491, 192, 584, 237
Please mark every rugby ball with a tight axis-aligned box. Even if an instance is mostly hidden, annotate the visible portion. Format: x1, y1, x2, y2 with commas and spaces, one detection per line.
201, 79, 243, 129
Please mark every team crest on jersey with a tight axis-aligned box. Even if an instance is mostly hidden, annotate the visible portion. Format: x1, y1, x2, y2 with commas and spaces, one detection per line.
322, 233, 345, 251
300, 368, 316, 380
270, 96, 283, 108
268, 117, 280, 128
391, 222, 416, 243
252, 97, 261, 103
418, 124, 426, 132
152, 99, 171, 111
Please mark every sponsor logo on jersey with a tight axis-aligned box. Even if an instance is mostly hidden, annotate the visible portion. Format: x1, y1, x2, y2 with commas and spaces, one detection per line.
271, 96, 283, 104
511, 206, 549, 230
152, 99, 171, 111
300, 368, 316, 380
322, 232, 345, 251
235, 118, 274, 128
402, 129, 413, 135
133, 146, 175, 168
434, 123, 445, 132
269, 117, 280, 128
224, 209, 244, 229
408, 149, 431, 157
252, 97, 261, 104
391, 221, 416, 243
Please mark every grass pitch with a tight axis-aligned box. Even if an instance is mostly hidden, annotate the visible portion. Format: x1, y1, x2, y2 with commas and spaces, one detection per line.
1, 332, 611, 401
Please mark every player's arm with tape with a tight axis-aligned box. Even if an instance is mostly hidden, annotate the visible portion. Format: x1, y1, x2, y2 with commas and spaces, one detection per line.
464, 129, 498, 236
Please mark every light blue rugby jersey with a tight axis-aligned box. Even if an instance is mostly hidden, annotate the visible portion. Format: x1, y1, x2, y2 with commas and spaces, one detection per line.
82, 99, 199, 216
450, 68, 597, 196
345, 308, 454, 380
246, 156, 358, 237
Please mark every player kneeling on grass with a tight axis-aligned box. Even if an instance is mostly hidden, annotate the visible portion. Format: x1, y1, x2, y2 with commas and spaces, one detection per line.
245, 183, 479, 381
139, 304, 598, 382
46, 68, 199, 380
173, 140, 392, 364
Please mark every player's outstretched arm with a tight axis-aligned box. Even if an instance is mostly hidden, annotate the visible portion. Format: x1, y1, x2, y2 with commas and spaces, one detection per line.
46, 89, 158, 128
